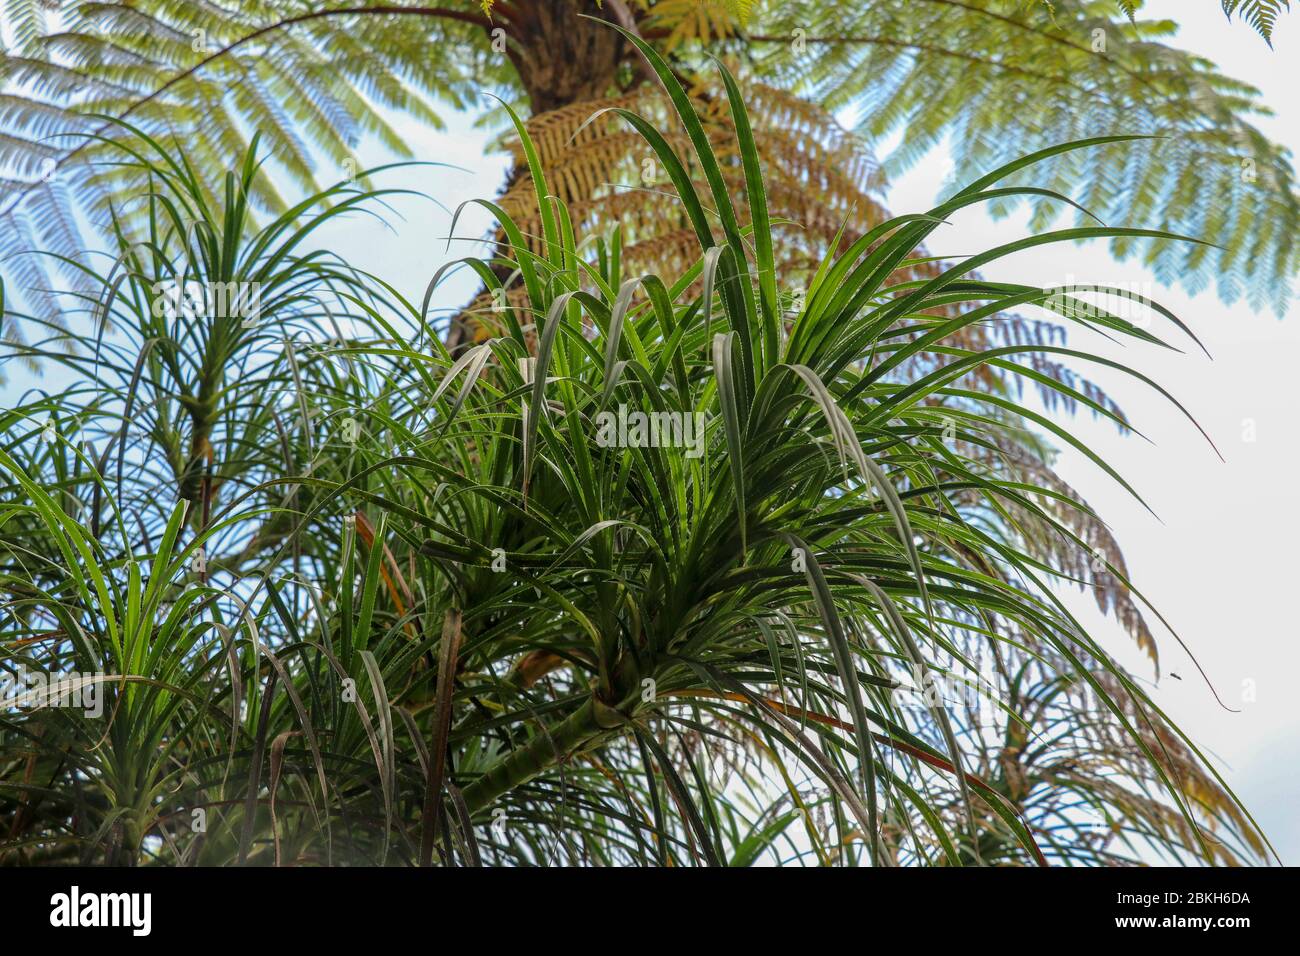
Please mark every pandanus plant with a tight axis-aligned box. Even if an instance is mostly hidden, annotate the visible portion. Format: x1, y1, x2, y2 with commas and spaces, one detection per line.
0, 29, 1269, 865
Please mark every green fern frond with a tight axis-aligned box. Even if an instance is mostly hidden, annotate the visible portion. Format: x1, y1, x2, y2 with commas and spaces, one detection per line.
0, 0, 1297, 325
1222, 0, 1292, 44
2, 0, 49, 54
750, 0, 1299, 312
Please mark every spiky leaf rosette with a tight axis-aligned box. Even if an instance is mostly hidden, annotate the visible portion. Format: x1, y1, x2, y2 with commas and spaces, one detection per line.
0, 50, 1270, 866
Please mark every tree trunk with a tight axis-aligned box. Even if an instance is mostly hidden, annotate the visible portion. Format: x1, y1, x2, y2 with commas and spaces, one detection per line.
444, 1, 633, 352
497, 0, 629, 114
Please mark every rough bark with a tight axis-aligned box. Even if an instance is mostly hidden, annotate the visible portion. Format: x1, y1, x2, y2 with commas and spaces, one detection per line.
498, 0, 629, 114
444, 1, 633, 352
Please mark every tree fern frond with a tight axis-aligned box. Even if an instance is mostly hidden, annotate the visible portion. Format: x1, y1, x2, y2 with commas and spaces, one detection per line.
1222, 0, 1292, 44
748, 0, 1300, 311
1, 0, 49, 55
2, 0, 1296, 324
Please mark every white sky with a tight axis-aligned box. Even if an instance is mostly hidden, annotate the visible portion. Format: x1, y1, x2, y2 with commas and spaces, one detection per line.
4, 0, 1294, 864
880, 1, 1300, 863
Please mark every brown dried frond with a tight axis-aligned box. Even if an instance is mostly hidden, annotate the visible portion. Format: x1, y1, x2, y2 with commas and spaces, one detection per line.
1000, 674, 1268, 864
491, 77, 1075, 397
964, 433, 1160, 670
496, 80, 892, 277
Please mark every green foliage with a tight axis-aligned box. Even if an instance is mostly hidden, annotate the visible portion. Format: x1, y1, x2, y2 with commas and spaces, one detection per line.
0, 0, 501, 340
1221, 0, 1293, 43
0, 46, 1270, 866
750, 0, 1299, 313
0, 0, 1297, 353
1067, 2, 1292, 42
